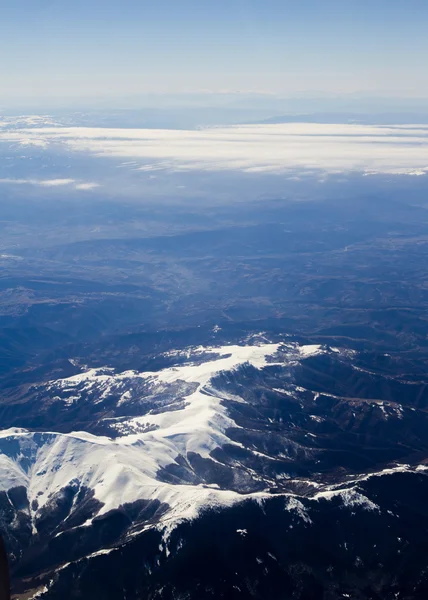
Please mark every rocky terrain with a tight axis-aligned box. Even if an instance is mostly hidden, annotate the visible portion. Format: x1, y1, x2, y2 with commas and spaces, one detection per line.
0, 334, 427, 599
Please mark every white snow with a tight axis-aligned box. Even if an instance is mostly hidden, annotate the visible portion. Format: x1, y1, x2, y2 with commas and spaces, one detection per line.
1, 340, 422, 540
298, 345, 324, 357
309, 415, 324, 423
286, 496, 313, 524
314, 488, 379, 512
0, 342, 286, 530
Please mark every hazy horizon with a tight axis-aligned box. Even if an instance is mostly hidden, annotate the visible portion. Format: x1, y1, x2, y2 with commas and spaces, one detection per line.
2, 0, 428, 103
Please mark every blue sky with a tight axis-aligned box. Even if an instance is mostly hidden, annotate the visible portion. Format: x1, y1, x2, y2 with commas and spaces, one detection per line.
1, 0, 428, 101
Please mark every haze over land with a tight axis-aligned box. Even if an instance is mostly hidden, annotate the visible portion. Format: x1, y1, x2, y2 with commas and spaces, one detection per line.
2, 1, 428, 599
1, 103, 428, 598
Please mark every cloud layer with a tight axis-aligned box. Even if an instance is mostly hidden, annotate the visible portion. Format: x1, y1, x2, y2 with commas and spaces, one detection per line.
0, 178, 100, 190
1, 123, 428, 175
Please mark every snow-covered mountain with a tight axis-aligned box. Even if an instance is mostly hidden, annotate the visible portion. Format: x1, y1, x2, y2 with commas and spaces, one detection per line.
0, 342, 318, 532
2, 338, 428, 599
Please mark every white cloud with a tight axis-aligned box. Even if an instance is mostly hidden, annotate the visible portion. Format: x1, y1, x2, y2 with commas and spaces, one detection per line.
1, 123, 428, 175
0, 178, 100, 190
38, 178, 75, 187
0, 178, 73, 186
74, 182, 101, 190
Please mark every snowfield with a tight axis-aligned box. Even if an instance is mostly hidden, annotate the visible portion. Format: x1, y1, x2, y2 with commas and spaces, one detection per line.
0, 341, 419, 536
0, 342, 286, 528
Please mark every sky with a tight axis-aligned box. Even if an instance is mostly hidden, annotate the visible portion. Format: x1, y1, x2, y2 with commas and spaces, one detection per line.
1, 0, 428, 102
